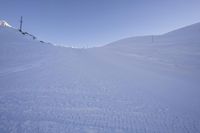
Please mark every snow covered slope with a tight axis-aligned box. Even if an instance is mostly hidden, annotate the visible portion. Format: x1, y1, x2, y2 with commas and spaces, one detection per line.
0, 22, 200, 133
105, 22, 200, 72
163, 22, 200, 42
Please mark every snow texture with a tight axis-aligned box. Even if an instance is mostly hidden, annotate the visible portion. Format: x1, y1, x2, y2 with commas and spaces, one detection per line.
0, 22, 200, 133
0, 20, 12, 28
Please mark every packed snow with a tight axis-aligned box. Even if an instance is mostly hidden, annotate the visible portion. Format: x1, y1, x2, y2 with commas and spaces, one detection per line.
0, 22, 200, 133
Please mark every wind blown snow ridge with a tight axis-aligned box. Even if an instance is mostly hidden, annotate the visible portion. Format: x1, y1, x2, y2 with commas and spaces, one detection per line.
0, 22, 200, 133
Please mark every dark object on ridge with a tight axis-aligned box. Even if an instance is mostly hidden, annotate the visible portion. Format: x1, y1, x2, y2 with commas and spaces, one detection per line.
19, 16, 23, 32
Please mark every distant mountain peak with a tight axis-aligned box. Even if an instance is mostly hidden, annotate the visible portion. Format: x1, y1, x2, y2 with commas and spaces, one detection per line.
0, 20, 12, 27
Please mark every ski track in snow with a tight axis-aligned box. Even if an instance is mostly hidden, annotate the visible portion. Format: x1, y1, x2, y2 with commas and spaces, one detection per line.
0, 62, 41, 77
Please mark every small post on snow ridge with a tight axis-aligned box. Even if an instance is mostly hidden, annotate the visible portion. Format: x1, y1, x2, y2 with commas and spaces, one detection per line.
19, 16, 23, 32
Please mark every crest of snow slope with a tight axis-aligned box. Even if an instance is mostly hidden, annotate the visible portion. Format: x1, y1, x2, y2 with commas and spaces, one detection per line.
106, 22, 200, 47
104, 22, 200, 71
0, 22, 200, 133
163, 22, 200, 42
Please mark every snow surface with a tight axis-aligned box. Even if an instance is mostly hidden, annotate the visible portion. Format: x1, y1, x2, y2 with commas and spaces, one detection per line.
0, 22, 200, 133
0, 20, 12, 28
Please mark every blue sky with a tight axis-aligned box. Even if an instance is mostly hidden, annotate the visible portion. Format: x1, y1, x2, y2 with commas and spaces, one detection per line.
1, 0, 200, 47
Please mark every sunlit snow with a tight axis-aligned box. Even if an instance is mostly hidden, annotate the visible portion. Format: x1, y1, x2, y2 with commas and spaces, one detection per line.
0, 22, 200, 133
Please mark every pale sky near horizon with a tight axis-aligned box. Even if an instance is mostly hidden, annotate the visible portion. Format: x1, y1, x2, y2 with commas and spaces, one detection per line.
0, 0, 200, 47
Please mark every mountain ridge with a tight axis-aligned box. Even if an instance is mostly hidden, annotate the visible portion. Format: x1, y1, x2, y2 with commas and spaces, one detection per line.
106, 22, 200, 47
1, 20, 200, 48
